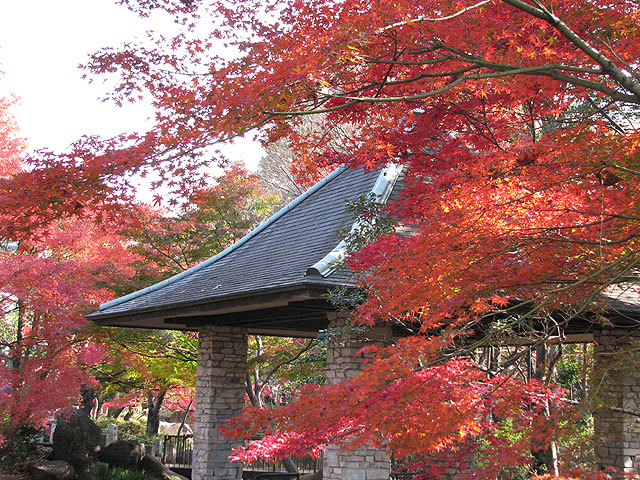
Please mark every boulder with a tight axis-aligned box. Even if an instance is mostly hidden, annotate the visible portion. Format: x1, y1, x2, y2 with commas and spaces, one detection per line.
139, 454, 189, 480
97, 441, 145, 470
160, 469, 190, 480
36, 445, 54, 460
301, 471, 322, 480
52, 410, 102, 470
139, 454, 165, 477
29, 459, 76, 480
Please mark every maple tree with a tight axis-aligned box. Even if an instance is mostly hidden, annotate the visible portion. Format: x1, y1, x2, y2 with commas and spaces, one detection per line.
0, 86, 22, 179
224, 339, 576, 478
4, 0, 640, 476
0, 213, 139, 445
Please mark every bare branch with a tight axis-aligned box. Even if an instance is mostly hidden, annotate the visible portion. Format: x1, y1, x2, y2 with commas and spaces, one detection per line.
259, 340, 317, 389
379, 0, 492, 32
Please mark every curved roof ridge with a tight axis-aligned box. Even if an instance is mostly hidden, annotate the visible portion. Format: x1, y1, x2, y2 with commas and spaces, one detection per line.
98, 166, 347, 312
305, 163, 403, 278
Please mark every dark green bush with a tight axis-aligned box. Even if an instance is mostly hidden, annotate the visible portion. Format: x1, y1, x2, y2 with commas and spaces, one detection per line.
0, 424, 42, 472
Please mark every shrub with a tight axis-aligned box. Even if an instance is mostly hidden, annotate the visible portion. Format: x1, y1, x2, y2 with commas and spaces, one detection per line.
0, 424, 41, 473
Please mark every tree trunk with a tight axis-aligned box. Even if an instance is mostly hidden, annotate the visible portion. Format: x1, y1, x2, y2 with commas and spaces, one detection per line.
531, 345, 560, 475
124, 406, 135, 420
80, 386, 95, 415
282, 456, 299, 474
176, 398, 193, 437
109, 406, 125, 419
11, 300, 24, 370
246, 373, 262, 407
146, 388, 167, 436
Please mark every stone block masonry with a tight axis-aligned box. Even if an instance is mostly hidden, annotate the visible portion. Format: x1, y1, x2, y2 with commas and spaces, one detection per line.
593, 327, 640, 478
323, 314, 394, 480
192, 326, 248, 480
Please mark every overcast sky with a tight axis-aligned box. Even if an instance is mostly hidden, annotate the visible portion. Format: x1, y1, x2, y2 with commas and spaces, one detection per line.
0, 0, 263, 167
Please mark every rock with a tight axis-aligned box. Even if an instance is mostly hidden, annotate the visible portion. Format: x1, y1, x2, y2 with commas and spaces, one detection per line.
29, 459, 76, 480
139, 454, 165, 477
97, 441, 145, 470
160, 469, 189, 480
0, 474, 20, 480
139, 454, 189, 480
36, 445, 54, 460
300, 471, 322, 480
52, 410, 102, 470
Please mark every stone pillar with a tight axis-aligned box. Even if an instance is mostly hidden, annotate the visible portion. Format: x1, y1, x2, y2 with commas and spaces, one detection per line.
593, 328, 640, 477
193, 326, 248, 480
323, 315, 393, 480
152, 437, 163, 458
106, 423, 118, 446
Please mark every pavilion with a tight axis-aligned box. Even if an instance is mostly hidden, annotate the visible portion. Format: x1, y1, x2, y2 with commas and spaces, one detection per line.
88, 164, 640, 479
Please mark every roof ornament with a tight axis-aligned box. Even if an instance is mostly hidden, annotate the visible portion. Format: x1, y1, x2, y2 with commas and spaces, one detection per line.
305, 163, 403, 278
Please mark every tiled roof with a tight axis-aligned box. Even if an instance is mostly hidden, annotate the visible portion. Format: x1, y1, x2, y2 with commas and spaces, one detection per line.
88, 166, 391, 322
603, 283, 640, 316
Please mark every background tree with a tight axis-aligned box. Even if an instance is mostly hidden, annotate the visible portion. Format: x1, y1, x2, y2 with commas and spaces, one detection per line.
91, 165, 291, 436
246, 336, 325, 409
256, 142, 306, 207
256, 116, 336, 206
124, 164, 279, 287
92, 328, 197, 436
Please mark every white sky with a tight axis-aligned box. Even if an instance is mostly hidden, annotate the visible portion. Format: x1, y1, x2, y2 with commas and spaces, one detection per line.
0, 0, 264, 169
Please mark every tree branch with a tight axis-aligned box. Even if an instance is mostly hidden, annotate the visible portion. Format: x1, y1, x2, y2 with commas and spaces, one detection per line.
500, 0, 640, 101
259, 340, 317, 390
